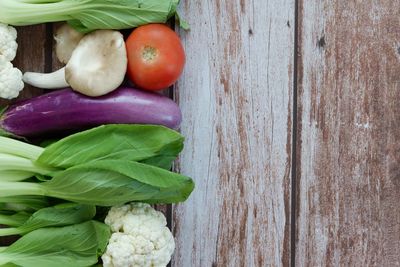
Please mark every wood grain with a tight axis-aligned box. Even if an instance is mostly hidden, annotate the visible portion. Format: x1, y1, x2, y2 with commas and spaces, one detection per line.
296, 1, 400, 266
172, 1, 294, 266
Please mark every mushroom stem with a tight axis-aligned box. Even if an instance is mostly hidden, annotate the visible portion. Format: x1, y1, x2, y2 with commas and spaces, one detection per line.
23, 68, 69, 89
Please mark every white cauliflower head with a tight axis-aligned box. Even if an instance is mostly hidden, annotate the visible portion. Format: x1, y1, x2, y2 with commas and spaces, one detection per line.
0, 56, 24, 99
0, 23, 18, 61
102, 203, 175, 267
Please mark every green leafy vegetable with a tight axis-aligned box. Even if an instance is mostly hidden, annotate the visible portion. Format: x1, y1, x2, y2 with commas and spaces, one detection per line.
139, 155, 177, 170
0, 196, 48, 213
0, 160, 194, 206
0, 153, 52, 175
0, 136, 43, 160
0, 212, 30, 227
0, 125, 194, 206
46, 160, 194, 205
0, 221, 110, 267
0, 171, 33, 182
0, 203, 96, 236
0, 0, 183, 33
1, 124, 183, 172
38, 124, 184, 169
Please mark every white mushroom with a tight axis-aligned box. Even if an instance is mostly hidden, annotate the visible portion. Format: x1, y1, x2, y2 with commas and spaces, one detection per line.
23, 30, 127, 97
54, 23, 84, 64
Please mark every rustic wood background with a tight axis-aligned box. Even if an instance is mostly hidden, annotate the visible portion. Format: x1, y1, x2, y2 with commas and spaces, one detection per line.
2, 0, 399, 266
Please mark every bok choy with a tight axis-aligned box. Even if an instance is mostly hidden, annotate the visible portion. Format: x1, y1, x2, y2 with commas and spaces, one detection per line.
0, 212, 30, 227
0, 203, 95, 236
0, 160, 194, 206
0, 0, 185, 33
0, 124, 194, 205
0, 221, 110, 267
0, 196, 48, 213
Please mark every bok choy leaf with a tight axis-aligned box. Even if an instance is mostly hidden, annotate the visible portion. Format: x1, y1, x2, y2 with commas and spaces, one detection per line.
0, 221, 110, 267
37, 124, 184, 169
0, 203, 96, 236
0, 160, 194, 206
0, 0, 183, 33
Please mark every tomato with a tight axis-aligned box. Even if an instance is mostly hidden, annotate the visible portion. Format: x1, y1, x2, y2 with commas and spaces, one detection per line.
125, 24, 185, 91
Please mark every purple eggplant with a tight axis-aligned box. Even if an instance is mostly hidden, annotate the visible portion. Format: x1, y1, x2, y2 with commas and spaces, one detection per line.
0, 87, 182, 137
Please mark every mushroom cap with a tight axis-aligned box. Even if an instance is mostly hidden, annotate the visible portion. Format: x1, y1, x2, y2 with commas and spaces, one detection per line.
54, 23, 84, 64
65, 30, 127, 97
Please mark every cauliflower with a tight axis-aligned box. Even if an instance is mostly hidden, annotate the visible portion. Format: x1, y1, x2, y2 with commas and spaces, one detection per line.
102, 203, 175, 267
0, 23, 18, 61
0, 24, 23, 99
0, 56, 24, 99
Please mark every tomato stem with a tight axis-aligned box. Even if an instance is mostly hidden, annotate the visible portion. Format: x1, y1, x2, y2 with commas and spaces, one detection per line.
142, 46, 157, 61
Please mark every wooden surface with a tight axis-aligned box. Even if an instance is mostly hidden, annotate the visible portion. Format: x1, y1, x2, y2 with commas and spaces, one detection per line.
172, 1, 294, 266
3, 0, 399, 266
296, 1, 400, 266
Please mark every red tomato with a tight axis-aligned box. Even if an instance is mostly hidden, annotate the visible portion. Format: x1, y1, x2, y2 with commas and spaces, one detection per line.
126, 24, 185, 91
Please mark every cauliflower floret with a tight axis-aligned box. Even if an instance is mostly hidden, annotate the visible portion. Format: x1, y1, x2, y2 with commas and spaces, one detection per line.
0, 23, 18, 61
0, 56, 24, 99
102, 203, 175, 267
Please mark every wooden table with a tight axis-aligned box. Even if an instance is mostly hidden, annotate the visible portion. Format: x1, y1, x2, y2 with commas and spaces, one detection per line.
3, 0, 400, 266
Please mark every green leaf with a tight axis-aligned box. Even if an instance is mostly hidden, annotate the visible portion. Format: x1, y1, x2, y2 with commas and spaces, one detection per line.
0, 0, 180, 33
139, 155, 175, 170
0, 196, 48, 212
175, 12, 190, 30
43, 160, 194, 206
38, 124, 184, 169
0, 221, 110, 267
93, 221, 110, 257
0, 203, 96, 236
0, 263, 18, 267
0, 212, 30, 227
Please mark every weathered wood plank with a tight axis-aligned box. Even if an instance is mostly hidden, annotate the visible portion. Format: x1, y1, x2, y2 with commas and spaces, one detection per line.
172, 1, 294, 266
296, 1, 400, 266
